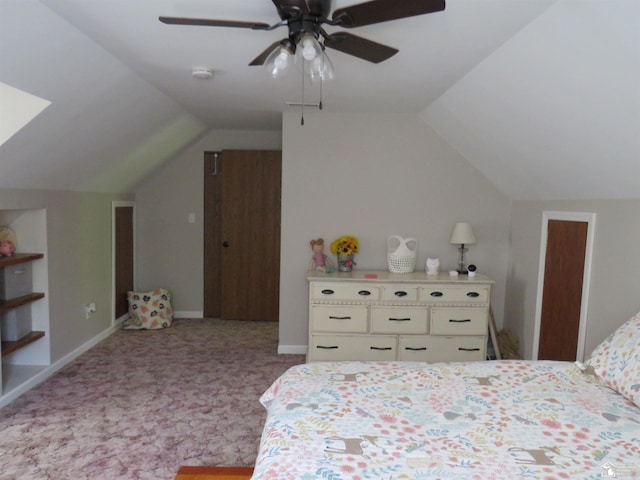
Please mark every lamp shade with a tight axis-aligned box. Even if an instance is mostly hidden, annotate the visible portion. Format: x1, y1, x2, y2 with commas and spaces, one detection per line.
449, 222, 476, 245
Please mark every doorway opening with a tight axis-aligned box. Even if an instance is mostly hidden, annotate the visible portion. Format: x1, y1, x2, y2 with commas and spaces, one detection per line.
112, 201, 136, 326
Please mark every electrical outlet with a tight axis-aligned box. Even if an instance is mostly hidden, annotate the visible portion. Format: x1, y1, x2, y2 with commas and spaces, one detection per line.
85, 302, 97, 319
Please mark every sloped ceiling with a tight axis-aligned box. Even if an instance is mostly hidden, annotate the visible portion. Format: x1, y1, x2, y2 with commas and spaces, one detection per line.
421, 0, 640, 200
0, 0, 207, 193
0, 0, 638, 198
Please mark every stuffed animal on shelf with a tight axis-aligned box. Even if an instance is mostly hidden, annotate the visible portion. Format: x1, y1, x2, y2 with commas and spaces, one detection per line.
309, 238, 334, 273
0, 226, 17, 256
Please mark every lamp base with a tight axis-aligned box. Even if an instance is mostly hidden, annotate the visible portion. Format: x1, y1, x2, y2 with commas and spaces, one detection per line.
456, 244, 469, 276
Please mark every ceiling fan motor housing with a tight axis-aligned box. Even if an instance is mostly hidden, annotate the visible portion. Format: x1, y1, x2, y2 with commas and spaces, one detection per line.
287, 17, 323, 45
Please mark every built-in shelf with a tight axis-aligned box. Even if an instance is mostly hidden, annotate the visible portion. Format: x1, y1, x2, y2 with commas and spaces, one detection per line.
1, 331, 45, 357
0, 292, 45, 313
0, 211, 50, 406
1, 252, 47, 358
0, 253, 44, 268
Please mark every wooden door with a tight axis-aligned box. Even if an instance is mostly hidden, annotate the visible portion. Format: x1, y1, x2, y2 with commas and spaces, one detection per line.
203, 150, 281, 321
537, 219, 588, 360
114, 204, 134, 320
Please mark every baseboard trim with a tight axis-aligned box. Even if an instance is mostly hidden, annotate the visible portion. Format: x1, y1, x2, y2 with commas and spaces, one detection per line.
174, 311, 204, 319
0, 321, 122, 409
278, 344, 308, 355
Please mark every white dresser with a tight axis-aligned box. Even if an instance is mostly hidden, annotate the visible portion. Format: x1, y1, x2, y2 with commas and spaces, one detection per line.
307, 270, 494, 362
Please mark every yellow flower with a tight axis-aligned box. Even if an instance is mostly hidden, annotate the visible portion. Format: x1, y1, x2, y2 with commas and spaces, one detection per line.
331, 235, 359, 256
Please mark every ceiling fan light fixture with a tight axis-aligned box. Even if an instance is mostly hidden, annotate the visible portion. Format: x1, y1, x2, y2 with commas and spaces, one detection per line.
300, 36, 319, 61
264, 40, 295, 79
309, 52, 334, 83
296, 33, 321, 62
294, 33, 334, 83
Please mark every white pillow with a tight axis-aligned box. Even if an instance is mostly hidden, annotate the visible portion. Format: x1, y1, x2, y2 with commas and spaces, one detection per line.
586, 310, 640, 407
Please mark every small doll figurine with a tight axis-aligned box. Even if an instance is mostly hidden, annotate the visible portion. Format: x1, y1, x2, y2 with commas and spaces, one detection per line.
0, 240, 15, 256
309, 238, 334, 273
0, 226, 17, 257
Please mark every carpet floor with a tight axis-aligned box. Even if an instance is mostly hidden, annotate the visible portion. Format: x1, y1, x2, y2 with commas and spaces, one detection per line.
0, 319, 305, 480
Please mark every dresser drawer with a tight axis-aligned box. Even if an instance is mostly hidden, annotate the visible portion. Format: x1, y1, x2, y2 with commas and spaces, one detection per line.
430, 307, 488, 335
370, 307, 428, 334
398, 335, 486, 362
311, 284, 380, 301
381, 286, 419, 302
310, 334, 397, 361
311, 306, 368, 333
421, 285, 490, 304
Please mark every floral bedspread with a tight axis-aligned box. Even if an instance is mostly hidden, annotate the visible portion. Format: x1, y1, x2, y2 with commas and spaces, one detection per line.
251, 361, 640, 480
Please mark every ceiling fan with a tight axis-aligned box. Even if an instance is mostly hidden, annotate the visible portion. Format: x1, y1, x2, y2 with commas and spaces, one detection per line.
159, 0, 446, 69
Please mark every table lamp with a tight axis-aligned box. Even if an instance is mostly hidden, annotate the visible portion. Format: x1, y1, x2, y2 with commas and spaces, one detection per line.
450, 222, 476, 274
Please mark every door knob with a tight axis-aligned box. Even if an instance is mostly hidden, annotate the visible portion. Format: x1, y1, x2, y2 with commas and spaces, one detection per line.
222, 241, 230, 248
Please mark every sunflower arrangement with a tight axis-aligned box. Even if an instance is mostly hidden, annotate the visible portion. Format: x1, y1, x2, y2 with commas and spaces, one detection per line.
330, 235, 359, 256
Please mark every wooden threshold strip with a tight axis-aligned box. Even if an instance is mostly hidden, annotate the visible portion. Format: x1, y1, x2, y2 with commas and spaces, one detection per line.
175, 466, 254, 480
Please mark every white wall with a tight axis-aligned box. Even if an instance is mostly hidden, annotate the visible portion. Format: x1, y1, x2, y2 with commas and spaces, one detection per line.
0, 188, 132, 361
279, 112, 512, 349
134, 128, 282, 314
505, 199, 640, 359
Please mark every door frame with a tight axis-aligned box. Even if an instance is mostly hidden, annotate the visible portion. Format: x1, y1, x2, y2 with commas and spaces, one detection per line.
532, 211, 596, 361
111, 201, 136, 326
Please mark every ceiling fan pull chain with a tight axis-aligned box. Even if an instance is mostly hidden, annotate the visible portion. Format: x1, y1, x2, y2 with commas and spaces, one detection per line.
319, 52, 324, 110
301, 61, 305, 126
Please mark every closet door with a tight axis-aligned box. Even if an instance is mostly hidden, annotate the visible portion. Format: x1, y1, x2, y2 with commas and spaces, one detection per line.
537, 219, 589, 361
204, 150, 281, 321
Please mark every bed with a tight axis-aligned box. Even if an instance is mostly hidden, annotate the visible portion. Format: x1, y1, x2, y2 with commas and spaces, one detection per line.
251, 312, 640, 479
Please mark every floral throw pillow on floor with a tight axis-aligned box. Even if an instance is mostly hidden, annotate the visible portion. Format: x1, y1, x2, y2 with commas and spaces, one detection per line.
123, 288, 173, 330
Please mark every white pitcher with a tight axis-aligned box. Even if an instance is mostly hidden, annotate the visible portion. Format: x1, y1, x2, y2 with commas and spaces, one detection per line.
387, 235, 418, 273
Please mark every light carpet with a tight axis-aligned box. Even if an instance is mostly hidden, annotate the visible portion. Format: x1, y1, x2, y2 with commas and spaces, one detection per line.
0, 319, 305, 480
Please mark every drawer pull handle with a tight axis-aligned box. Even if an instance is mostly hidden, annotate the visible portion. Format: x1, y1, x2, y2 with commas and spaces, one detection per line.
358, 290, 372, 296
466, 292, 480, 298
13, 269, 27, 275
370, 346, 393, 351
389, 317, 411, 322
317, 345, 339, 350
405, 347, 427, 351
430, 291, 444, 297
458, 347, 481, 352
321, 289, 335, 295
394, 291, 408, 297
329, 316, 351, 320
449, 318, 472, 323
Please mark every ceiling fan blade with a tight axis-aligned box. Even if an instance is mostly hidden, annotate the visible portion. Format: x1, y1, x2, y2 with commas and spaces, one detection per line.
249, 41, 283, 66
324, 32, 398, 63
159, 16, 270, 30
332, 0, 445, 28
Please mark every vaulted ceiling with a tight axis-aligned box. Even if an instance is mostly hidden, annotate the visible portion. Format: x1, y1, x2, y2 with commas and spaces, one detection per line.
1, 0, 638, 199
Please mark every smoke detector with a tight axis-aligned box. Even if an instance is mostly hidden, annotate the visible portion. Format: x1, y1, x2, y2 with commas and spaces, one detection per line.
192, 67, 214, 80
